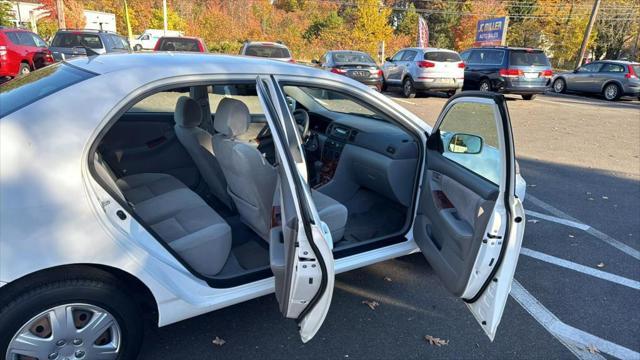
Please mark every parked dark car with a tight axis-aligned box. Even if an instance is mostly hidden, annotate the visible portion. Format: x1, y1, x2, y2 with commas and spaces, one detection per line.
154, 36, 207, 52
313, 50, 383, 90
0, 27, 54, 80
49, 29, 130, 61
551, 60, 640, 101
460, 46, 553, 100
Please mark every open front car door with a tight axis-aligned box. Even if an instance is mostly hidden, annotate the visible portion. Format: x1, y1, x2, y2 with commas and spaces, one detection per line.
413, 92, 525, 340
256, 76, 335, 343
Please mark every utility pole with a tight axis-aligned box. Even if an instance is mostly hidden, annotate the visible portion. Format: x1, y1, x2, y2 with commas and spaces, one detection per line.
162, 0, 167, 35
56, 0, 65, 29
576, 0, 601, 68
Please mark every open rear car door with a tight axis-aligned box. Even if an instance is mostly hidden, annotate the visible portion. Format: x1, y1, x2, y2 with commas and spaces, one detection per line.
256, 76, 335, 343
413, 92, 525, 340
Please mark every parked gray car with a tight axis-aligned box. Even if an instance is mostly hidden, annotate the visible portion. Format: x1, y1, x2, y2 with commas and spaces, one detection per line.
49, 29, 130, 61
551, 60, 640, 101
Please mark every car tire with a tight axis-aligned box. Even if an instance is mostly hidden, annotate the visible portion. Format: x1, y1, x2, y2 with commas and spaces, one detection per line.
446, 89, 461, 97
380, 80, 387, 92
18, 63, 31, 76
0, 277, 144, 360
479, 79, 491, 92
522, 94, 536, 100
134, 44, 142, 52
603, 83, 621, 101
402, 77, 416, 98
552, 78, 566, 93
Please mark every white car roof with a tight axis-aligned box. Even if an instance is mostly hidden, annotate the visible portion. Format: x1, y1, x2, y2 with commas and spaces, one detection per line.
66, 53, 329, 80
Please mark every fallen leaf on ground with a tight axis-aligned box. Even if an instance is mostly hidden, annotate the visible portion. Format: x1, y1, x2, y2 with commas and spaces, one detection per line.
527, 219, 539, 224
384, 277, 392, 282
362, 300, 380, 310
596, 262, 605, 268
586, 344, 599, 354
588, 197, 594, 201
569, 234, 575, 238
425, 335, 449, 347
602, 196, 608, 200
212, 337, 226, 346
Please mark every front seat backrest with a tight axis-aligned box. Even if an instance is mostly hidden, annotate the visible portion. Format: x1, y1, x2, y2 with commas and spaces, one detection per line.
174, 96, 233, 209
212, 98, 277, 241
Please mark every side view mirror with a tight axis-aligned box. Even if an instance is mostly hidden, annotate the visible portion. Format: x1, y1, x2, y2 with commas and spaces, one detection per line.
448, 133, 483, 154
385, 57, 392, 62
311, 59, 320, 65
573, 69, 579, 73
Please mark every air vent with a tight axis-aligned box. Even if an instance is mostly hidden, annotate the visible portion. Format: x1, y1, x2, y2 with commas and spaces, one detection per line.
348, 130, 358, 141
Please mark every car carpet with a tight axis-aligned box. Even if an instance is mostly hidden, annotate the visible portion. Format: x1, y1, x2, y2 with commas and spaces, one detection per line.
341, 189, 406, 244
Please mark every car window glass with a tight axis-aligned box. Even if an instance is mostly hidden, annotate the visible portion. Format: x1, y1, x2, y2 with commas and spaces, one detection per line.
0, 64, 95, 118
509, 51, 550, 66
283, 85, 391, 122
245, 45, 290, 58
158, 38, 200, 52
332, 52, 375, 64
16, 32, 36, 46
209, 84, 263, 115
128, 89, 190, 113
31, 33, 47, 47
460, 51, 470, 62
439, 101, 501, 184
401, 50, 417, 61
600, 63, 624, 73
577, 63, 601, 72
6, 32, 19, 44
391, 51, 404, 61
424, 51, 461, 62
51, 33, 103, 49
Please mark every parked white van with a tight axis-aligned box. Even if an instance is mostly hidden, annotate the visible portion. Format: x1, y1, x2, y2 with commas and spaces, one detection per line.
131, 29, 183, 51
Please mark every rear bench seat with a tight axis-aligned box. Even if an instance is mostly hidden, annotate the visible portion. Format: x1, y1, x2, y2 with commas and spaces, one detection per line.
93, 154, 231, 276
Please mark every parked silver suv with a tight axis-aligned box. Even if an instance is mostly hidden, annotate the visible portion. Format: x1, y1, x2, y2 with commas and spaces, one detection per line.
552, 60, 640, 101
382, 47, 464, 98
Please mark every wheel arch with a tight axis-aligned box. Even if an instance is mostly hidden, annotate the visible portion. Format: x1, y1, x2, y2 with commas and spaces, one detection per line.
19, 59, 33, 70
601, 79, 623, 93
0, 263, 159, 326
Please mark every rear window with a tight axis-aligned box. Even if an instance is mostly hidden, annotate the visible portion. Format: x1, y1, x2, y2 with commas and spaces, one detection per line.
0, 64, 94, 118
424, 51, 461, 62
52, 33, 103, 49
509, 50, 550, 67
244, 45, 291, 59
332, 52, 375, 64
157, 38, 201, 52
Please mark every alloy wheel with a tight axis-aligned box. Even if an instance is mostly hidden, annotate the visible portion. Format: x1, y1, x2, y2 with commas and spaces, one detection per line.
479, 81, 491, 92
553, 79, 565, 93
604, 84, 618, 100
6, 303, 121, 360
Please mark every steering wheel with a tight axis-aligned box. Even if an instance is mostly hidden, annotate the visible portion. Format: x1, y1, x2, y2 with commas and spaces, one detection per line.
256, 109, 310, 142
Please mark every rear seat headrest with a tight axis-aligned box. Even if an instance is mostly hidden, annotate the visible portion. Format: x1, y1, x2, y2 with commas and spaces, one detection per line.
214, 98, 250, 137
175, 96, 202, 128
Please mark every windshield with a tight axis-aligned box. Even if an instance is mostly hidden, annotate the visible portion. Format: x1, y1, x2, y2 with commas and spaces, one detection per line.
424, 51, 461, 62
51, 33, 103, 49
245, 45, 291, 58
509, 50, 550, 66
332, 52, 375, 64
0, 64, 94, 118
289, 86, 390, 121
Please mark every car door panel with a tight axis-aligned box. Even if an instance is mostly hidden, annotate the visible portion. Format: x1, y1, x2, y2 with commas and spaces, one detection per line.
257, 76, 334, 343
99, 112, 200, 187
413, 92, 524, 340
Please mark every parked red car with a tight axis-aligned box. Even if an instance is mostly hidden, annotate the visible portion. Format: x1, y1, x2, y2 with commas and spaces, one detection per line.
153, 36, 207, 52
0, 27, 54, 80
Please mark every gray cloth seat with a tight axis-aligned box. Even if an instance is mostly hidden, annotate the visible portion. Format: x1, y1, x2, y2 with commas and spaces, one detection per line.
93, 154, 232, 276
211, 98, 348, 242
174, 96, 233, 209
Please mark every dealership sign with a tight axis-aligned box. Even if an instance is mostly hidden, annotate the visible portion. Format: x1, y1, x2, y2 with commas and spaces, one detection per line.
475, 17, 509, 46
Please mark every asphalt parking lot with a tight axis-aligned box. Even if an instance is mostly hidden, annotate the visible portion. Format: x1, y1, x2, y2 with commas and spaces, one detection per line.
139, 92, 640, 359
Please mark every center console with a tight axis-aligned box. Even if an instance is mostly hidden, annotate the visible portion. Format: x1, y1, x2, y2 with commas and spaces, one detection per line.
314, 123, 358, 188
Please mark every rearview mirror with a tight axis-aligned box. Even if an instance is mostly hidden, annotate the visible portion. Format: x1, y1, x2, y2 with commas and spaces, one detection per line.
448, 133, 483, 154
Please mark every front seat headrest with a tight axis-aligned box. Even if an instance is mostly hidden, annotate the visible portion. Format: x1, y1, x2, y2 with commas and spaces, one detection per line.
175, 96, 202, 128
214, 98, 251, 137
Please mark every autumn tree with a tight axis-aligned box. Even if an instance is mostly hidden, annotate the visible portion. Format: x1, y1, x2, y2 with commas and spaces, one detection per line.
351, 0, 394, 58
37, 0, 86, 30
148, 7, 185, 31
593, 0, 640, 60
395, 3, 419, 37
0, 1, 14, 27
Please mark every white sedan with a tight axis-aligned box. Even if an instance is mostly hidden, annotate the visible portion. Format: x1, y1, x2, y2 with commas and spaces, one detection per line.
0, 53, 525, 359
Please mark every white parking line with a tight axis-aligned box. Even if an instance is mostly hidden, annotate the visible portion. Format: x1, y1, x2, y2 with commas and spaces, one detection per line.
527, 195, 640, 261
521, 247, 640, 290
525, 210, 590, 231
511, 280, 639, 360
392, 98, 417, 105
